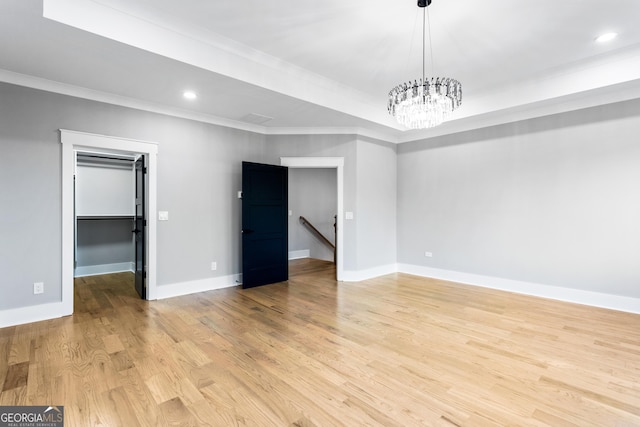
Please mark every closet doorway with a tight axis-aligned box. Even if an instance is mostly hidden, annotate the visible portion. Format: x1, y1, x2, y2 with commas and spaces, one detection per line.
61, 130, 158, 316
74, 152, 146, 298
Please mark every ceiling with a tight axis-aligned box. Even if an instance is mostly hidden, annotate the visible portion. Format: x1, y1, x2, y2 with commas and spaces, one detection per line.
2, 0, 640, 143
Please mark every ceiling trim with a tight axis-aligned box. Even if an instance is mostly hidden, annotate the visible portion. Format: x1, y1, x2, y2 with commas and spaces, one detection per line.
32, 0, 640, 144
396, 77, 640, 143
263, 126, 399, 143
3, 66, 640, 146
0, 68, 267, 134
0, 67, 401, 142
42, 0, 403, 131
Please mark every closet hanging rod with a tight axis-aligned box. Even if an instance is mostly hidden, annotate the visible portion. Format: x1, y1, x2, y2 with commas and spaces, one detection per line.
76, 215, 135, 220
77, 154, 135, 162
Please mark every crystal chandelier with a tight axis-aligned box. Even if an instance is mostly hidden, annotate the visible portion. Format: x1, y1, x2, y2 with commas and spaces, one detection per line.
388, 0, 462, 129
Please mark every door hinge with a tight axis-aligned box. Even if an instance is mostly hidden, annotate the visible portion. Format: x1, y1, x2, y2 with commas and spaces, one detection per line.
144, 219, 147, 227
143, 167, 147, 174
143, 271, 147, 279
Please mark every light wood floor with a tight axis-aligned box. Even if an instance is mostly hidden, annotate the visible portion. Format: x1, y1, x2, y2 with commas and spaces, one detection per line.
1, 260, 639, 426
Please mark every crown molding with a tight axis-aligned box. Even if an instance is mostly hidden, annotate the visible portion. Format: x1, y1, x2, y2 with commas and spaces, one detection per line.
42, 0, 401, 131
263, 126, 400, 143
4, 66, 640, 148
0, 68, 266, 134
0, 68, 403, 142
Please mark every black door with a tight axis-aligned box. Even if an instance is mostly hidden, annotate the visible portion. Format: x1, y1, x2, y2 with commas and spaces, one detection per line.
134, 155, 146, 298
242, 161, 288, 288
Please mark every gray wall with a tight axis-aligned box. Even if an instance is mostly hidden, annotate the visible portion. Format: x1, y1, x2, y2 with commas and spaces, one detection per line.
0, 84, 62, 308
76, 219, 134, 267
264, 134, 359, 271
2, 79, 637, 314
288, 168, 337, 261
397, 99, 640, 298
0, 82, 269, 309
355, 138, 397, 271
264, 134, 399, 274
152, 121, 265, 286
0, 83, 373, 311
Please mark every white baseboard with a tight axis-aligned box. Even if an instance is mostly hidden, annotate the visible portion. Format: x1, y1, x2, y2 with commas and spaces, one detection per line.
75, 262, 134, 277
0, 301, 70, 328
288, 249, 310, 260
5, 263, 636, 328
398, 263, 640, 314
157, 274, 241, 300
342, 264, 398, 282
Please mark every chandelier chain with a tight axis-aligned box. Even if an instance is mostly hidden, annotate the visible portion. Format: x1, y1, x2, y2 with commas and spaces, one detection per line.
422, 7, 425, 85
426, 3, 434, 78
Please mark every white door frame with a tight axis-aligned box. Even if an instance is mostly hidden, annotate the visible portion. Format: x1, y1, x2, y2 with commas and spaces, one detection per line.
280, 157, 344, 281
61, 129, 158, 315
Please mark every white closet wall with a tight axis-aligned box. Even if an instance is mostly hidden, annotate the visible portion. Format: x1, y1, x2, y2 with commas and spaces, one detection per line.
75, 157, 136, 277
76, 162, 134, 216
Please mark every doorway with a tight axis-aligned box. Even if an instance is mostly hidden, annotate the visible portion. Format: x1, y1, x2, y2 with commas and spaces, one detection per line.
61, 130, 158, 316
280, 157, 344, 281
74, 151, 146, 298
288, 168, 337, 270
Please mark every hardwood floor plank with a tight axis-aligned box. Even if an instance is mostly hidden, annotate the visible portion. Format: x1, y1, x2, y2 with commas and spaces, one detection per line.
109, 350, 135, 372
25, 361, 54, 404
2, 361, 29, 391
187, 398, 243, 427
102, 334, 125, 354
7, 335, 30, 366
145, 372, 180, 405
118, 367, 161, 427
0, 385, 27, 406
100, 386, 143, 427
0, 262, 639, 426
158, 397, 199, 427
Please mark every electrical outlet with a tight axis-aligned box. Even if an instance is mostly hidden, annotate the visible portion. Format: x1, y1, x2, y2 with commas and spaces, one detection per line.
33, 282, 44, 294
211, 262, 217, 271
424, 252, 433, 258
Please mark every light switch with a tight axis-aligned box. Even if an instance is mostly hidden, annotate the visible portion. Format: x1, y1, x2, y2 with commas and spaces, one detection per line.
158, 211, 169, 221
345, 211, 354, 220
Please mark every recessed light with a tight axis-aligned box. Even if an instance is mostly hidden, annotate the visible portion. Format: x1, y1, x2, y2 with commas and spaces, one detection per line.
183, 91, 197, 100
595, 32, 617, 43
